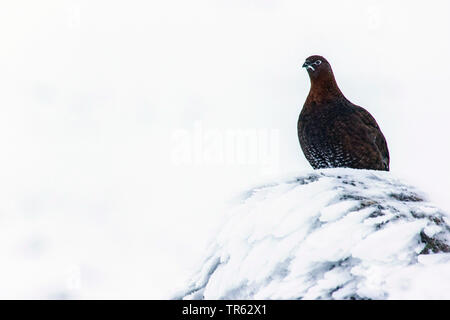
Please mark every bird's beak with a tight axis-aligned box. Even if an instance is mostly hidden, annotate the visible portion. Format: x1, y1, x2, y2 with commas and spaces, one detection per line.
302, 61, 315, 71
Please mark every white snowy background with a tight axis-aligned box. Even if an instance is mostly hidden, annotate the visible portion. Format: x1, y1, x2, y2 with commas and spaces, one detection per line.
0, 0, 449, 298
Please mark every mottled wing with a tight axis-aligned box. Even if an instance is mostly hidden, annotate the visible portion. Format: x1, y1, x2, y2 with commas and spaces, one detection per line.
352, 105, 390, 170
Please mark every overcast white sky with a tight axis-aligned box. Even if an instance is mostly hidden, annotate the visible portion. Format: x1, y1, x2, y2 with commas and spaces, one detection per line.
0, 0, 449, 298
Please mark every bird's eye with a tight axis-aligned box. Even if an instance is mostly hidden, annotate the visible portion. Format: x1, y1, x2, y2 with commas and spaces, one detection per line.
314, 60, 322, 65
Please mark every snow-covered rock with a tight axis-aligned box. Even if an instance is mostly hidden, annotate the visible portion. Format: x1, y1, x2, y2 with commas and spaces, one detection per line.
176, 168, 450, 300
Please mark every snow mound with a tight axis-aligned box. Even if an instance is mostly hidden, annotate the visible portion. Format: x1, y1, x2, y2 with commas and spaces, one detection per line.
176, 168, 450, 300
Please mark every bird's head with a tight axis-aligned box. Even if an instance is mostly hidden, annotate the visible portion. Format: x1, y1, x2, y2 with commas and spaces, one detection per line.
302, 55, 342, 100
302, 55, 331, 80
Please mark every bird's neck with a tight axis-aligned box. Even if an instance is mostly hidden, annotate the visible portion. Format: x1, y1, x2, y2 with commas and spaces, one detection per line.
306, 71, 344, 104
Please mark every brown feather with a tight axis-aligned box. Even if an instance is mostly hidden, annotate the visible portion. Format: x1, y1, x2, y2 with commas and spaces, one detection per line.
298, 55, 390, 171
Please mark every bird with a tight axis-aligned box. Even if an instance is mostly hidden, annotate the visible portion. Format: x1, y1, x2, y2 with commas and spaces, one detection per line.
297, 55, 390, 171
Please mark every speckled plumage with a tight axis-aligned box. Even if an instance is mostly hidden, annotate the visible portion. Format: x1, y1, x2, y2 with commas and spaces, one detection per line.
298, 55, 390, 171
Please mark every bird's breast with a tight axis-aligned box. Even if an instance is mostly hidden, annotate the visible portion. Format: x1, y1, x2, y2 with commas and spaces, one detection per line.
298, 104, 353, 169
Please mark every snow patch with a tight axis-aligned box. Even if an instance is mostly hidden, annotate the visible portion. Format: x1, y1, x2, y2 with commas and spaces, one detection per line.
176, 168, 450, 300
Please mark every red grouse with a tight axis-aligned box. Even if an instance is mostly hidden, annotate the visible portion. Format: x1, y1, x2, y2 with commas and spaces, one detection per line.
298, 55, 390, 171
